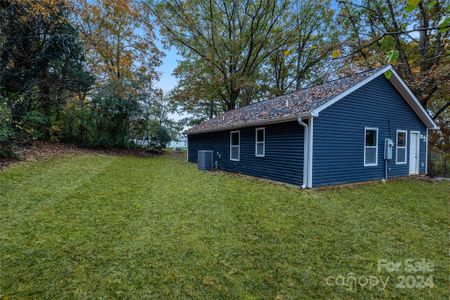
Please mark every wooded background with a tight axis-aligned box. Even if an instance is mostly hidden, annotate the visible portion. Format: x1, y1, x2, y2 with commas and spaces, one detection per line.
0, 0, 448, 175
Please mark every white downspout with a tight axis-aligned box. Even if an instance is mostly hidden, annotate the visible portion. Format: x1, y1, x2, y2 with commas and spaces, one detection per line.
425, 129, 428, 174
298, 117, 309, 189
308, 118, 314, 188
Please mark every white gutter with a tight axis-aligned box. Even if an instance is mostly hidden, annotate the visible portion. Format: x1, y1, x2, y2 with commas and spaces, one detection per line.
186, 113, 313, 135
298, 117, 309, 189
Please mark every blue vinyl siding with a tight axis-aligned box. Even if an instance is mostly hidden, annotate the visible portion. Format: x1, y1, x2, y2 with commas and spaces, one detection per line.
188, 121, 304, 186
312, 76, 427, 187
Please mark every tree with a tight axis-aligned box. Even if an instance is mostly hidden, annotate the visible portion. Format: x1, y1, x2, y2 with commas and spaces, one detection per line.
69, 0, 163, 147
74, 0, 162, 96
262, 0, 339, 97
0, 0, 94, 140
336, 0, 449, 121
153, 0, 292, 116
147, 120, 171, 149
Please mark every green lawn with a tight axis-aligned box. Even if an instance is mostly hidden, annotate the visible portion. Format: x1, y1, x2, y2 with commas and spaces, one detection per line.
0, 154, 448, 299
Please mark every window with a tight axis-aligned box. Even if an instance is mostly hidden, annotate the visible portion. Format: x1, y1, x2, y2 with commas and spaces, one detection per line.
364, 127, 378, 166
230, 131, 240, 161
396, 130, 407, 164
255, 128, 265, 157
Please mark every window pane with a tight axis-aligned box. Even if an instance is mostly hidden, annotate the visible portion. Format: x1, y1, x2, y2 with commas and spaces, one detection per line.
231, 146, 239, 159
397, 132, 406, 147
231, 132, 239, 146
256, 143, 264, 156
397, 148, 406, 163
365, 130, 377, 146
365, 148, 377, 164
257, 129, 264, 142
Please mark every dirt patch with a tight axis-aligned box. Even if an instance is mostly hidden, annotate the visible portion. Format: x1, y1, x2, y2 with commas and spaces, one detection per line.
169, 151, 187, 160
0, 141, 162, 171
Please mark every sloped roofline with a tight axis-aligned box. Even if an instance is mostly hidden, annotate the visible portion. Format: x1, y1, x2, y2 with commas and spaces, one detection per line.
186, 114, 307, 135
187, 65, 437, 135
312, 65, 438, 129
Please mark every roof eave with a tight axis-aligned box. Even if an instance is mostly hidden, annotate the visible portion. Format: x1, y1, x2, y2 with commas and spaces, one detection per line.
185, 112, 313, 135
186, 65, 438, 135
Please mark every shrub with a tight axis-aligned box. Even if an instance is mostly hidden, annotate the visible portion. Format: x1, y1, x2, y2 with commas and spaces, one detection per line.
21, 111, 48, 140
148, 121, 171, 150
0, 101, 16, 158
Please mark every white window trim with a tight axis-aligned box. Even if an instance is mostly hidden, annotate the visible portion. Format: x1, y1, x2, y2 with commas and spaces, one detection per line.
364, 127, 378, 167
255, 127, 265, 157
396, 129, 408, 165
230, 130, 240, 161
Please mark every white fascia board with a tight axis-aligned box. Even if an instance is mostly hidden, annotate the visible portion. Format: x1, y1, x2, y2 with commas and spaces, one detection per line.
186, 112, 313, 135
311, 65, 438, 130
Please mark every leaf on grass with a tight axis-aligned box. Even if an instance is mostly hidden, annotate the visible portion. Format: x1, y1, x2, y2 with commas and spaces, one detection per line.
202, 276, 214, 286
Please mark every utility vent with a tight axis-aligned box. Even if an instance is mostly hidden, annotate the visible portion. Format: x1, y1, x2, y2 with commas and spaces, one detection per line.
198, 150, 213, 171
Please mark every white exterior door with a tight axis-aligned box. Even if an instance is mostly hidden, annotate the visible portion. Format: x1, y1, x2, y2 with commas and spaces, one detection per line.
409, 132, 420, 175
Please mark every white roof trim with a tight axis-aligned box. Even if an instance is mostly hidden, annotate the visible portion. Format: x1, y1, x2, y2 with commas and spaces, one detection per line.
312, 65, 438, 129
186, 113, 312, 135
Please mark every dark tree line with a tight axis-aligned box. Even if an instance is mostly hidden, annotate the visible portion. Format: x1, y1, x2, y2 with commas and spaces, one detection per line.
0, 0, 93, 150
0, 0, 170, 157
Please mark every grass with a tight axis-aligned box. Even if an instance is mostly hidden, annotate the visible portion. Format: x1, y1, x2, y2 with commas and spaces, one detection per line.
0, 154, 448, 299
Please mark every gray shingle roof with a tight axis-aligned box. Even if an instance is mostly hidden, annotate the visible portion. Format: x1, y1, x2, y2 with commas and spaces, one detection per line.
186, 66, 388, 134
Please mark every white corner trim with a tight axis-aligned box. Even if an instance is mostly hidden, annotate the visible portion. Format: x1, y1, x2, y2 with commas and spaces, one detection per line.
312, 66, 392, 116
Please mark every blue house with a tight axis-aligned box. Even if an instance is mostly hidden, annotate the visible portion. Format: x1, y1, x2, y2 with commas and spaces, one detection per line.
185, 65, 438, 188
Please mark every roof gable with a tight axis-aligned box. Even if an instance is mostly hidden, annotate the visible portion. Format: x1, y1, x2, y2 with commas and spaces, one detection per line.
312, 65, 437, 129
186, 65, 437, 134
